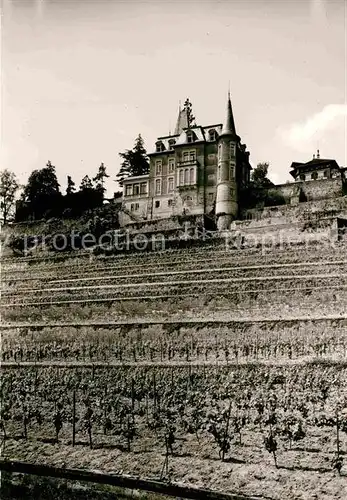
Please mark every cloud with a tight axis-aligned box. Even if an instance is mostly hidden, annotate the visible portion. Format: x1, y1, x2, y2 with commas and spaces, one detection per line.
278, 104, 347, 150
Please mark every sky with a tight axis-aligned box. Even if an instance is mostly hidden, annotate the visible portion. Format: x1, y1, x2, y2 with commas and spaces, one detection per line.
1, 0, 346, 196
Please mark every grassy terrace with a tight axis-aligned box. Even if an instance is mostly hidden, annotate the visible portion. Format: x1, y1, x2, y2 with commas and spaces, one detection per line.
1, 238, 347, 499
2, 276, 347, 310
2, 240, 347, 272
2, 261, 347, 289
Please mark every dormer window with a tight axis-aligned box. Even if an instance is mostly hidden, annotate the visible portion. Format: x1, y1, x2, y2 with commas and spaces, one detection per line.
168, 139, 176, 150
209, 129, 218, 141
311, 172, 318, 180
186, 131, 195, 143
156, 141, 165, 153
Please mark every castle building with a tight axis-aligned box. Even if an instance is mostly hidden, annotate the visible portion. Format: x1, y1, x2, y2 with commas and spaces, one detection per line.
121, 96, 345, 228
121, 95, 252, 228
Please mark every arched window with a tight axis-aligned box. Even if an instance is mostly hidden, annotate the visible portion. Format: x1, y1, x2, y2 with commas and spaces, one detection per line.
184, 168, 189, 185
168, 158, 175, 172
299, 174, 305, 181
155, 160, 162, 175
168, 177, 174, 192
155, 141, 165, 152
189, 168, 194, 184
179, 169, 184, 185
186, 131, 196, 143
209, 129, 217, 141
155, 179, 161, 194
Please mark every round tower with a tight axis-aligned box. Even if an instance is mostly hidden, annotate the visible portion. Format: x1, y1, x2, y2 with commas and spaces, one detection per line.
216, 93, 239, 230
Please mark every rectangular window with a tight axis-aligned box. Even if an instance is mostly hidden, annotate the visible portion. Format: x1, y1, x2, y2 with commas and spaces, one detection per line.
179, 169, 184, 185
190, 150, 196, 161
161, 178, 167, 195
168, 199, 173, 207
230, 164, 235, 179
168, 177, 174, 192
155, 200, 160, 208
155, 178, 161, 194
133, 184, 140, 195
168, 158, 175, 172
135, 203, 139, 210
208, 193, 214, 202
130, 203, 135, 211
125, 185, 132, 196
183, 152, 189, 163
155, 160, 162, 176
140, 182, 147, 194
230, 143, 235, 157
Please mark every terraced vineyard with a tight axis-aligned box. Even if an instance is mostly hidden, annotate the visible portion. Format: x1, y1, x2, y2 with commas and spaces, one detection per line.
1, 238, 347, 500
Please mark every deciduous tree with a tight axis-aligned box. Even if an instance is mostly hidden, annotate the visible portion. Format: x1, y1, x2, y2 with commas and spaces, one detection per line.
0, 169, 19, 224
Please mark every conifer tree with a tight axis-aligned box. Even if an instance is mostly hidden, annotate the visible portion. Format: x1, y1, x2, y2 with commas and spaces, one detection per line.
93, 162, 109, 195
79, 175, 93, 191
66, 175, 76, 195
116, 134, 149, 186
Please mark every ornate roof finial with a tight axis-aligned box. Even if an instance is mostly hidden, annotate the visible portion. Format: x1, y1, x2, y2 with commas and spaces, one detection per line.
317, 149, 320, 159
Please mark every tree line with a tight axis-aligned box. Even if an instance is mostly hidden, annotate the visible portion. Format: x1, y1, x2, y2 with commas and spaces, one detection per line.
0, 134, 150, 224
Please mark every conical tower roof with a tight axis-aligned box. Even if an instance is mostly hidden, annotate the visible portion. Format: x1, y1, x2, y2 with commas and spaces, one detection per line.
220, 92, 236, 136
174, 102, 189, 135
